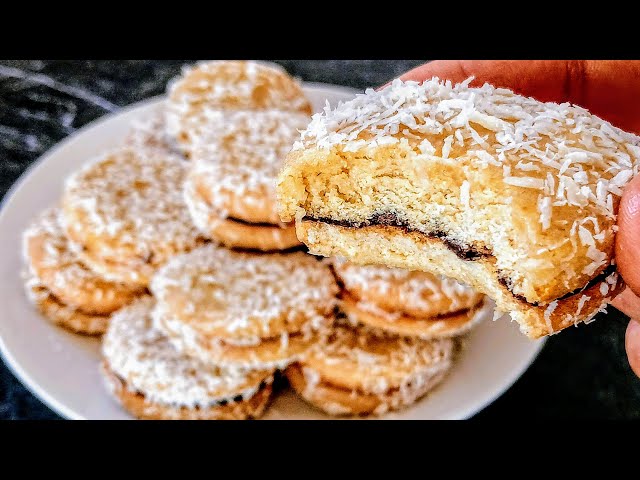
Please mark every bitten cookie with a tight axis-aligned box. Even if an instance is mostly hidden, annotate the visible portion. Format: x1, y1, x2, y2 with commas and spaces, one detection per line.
101, 296, 274, 420
286, 323, 453, 416
165, 60, 311, 157
184, 110, 309, 251
22, 207, 143, 334
61, 148, 204, 287
277, 78, 637, 338
150, 245, 339, 370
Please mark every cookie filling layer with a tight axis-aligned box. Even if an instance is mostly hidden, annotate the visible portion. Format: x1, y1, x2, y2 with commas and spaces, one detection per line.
305, 215, 614, 307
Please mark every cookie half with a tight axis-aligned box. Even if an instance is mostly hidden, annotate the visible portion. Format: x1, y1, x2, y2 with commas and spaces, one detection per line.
101, 296, 274, 420
277, 78, 635, 337
286, 323, 453, 416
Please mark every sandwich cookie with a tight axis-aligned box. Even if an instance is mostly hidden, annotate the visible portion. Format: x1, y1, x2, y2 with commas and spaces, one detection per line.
165, 60, 312, 157
22, 208, 142, 334
102, 296, 274, 420
184, 110, 309, 251
61, 148, 204, 287
333, 260, 487, 338
286, 323, 454, 416
150, 244, 339, 370
277, 78, 635, 337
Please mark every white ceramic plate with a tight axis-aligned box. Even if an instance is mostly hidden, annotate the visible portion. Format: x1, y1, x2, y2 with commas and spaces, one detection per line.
0, 83, 545, 420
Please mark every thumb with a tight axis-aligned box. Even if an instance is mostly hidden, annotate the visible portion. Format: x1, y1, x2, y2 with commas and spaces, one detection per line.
616, 174, 640, 296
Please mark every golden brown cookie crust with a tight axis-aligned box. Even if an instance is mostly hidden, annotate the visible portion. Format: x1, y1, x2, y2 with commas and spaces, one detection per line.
340, 294, 488, 339
299, 220, 623, 338
102, 362, 272, 420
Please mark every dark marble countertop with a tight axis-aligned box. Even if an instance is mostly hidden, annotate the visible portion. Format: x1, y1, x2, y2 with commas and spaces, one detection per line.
1, 60, 638, 420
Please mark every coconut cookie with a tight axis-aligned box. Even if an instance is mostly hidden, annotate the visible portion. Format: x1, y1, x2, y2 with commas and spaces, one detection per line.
286, 323, 453, 416
61, 148, 204, 287
184, 110, 309, 251
24, 274, 111, 335
101, 296, 274, 420
150, 244, 339, 370
165, 60, 312, 156
277, 78, 638, 338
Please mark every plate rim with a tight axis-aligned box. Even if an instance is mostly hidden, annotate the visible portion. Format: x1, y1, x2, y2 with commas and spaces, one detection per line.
0, 81, 545, 420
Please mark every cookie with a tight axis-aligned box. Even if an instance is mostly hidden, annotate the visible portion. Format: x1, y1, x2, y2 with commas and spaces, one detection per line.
150, 244, 339, 370
165, 60, 312, 156
286, 323, 453, 416
184, 174, 299, 252
23, 207, 142, 316
101, 296, 274, 420
61, 148, 204, 287
340, 293, 489, 339
24, 274, 110, 335
277, 78, 637, 338
332, 260, 484, 319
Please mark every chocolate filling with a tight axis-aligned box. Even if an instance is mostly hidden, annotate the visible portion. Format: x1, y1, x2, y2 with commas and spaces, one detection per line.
303, 214, 490, 261
305, 214, 618, 307
228, 216, 288, 228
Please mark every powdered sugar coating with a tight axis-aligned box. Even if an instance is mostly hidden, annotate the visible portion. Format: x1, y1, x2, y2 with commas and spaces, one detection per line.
333, 259, 483, 317
190, 110, 310, 224
102, 296, 273, 408
150, 244, 338, 341
62, 148, 204, 284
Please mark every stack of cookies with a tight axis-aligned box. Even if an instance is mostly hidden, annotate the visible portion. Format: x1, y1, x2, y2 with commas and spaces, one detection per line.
21, 60, 486, 419
285, 259, 488, 415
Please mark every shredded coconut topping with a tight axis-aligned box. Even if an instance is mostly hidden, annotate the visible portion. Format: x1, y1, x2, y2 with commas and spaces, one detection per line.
103, 296, 273, 408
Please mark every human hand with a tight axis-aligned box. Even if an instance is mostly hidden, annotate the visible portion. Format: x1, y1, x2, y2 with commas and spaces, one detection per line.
397, 60, 640, 377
